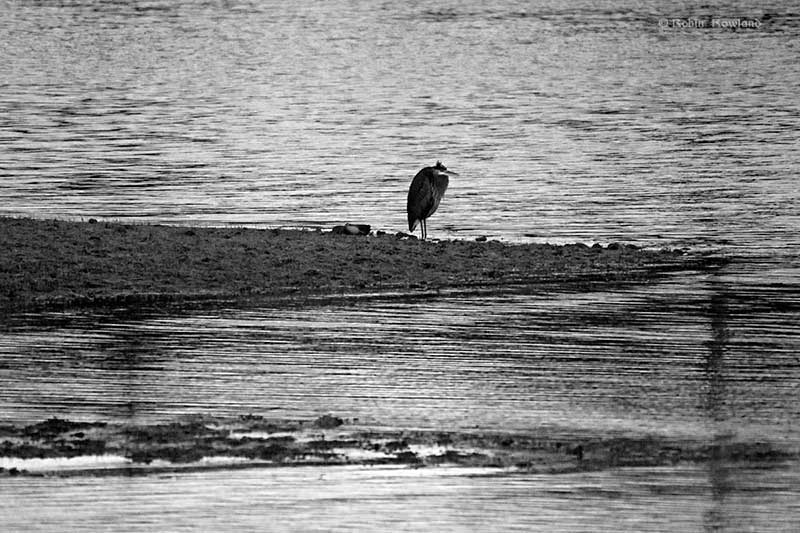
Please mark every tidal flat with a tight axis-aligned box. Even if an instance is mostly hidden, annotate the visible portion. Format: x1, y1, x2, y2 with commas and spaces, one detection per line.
0, 216, 705, 311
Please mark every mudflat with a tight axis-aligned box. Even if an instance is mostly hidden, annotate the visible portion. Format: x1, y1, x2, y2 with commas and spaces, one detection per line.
1, 414, 791, 477
1, 216, 700, 311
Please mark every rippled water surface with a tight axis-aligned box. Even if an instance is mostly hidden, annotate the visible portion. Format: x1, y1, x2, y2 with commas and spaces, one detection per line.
3, 465, 799, 533
2, 0, 799, 530
1, 272, 798, 441
2, 268, 799, 530
1, 0, 799, 253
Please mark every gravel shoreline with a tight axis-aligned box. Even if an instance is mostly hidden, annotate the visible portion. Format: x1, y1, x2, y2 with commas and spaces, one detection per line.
1, 216, 705, 311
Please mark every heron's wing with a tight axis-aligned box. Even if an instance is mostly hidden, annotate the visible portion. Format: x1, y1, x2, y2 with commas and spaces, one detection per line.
432, 172, 449, 198
420, 171, 450, 220
407, 170, 436, 229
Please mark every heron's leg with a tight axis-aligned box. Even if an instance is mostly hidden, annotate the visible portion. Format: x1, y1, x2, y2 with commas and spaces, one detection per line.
421, 219, 426, 240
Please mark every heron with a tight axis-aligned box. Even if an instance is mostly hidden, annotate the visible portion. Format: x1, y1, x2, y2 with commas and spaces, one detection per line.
406, 161, 458, 240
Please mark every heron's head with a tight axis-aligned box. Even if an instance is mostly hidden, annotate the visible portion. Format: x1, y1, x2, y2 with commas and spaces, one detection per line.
433, 160, 458, 176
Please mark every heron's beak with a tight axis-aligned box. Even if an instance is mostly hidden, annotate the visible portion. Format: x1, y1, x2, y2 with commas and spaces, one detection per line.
440, 169, 459, 177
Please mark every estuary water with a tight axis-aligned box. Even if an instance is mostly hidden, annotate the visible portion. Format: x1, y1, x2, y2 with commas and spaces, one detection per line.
1, 269, 799, 532
1, 0, 799, 531
1, 272, 799, 443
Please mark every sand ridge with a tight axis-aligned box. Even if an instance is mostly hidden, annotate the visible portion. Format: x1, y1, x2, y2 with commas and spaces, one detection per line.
1, 216, 707, 311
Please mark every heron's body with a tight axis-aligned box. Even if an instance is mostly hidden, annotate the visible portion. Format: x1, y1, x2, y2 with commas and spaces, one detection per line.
407, 161, 456, 240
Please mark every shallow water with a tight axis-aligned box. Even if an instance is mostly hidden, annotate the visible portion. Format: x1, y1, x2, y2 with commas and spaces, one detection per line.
2, 464, 799, 532
2, 266, 799, 530
2, 0, 799, 530
1, 269, 798, 444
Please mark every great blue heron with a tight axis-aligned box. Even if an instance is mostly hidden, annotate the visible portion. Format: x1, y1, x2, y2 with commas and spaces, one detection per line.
407, 161, 458, 240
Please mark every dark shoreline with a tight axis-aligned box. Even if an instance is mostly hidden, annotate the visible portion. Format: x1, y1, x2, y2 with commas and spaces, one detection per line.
0, 415, 793, 478
1, 216, 713, 312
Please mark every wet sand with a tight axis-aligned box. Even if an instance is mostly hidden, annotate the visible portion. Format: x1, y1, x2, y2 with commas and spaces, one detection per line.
0, 217, 707, 311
